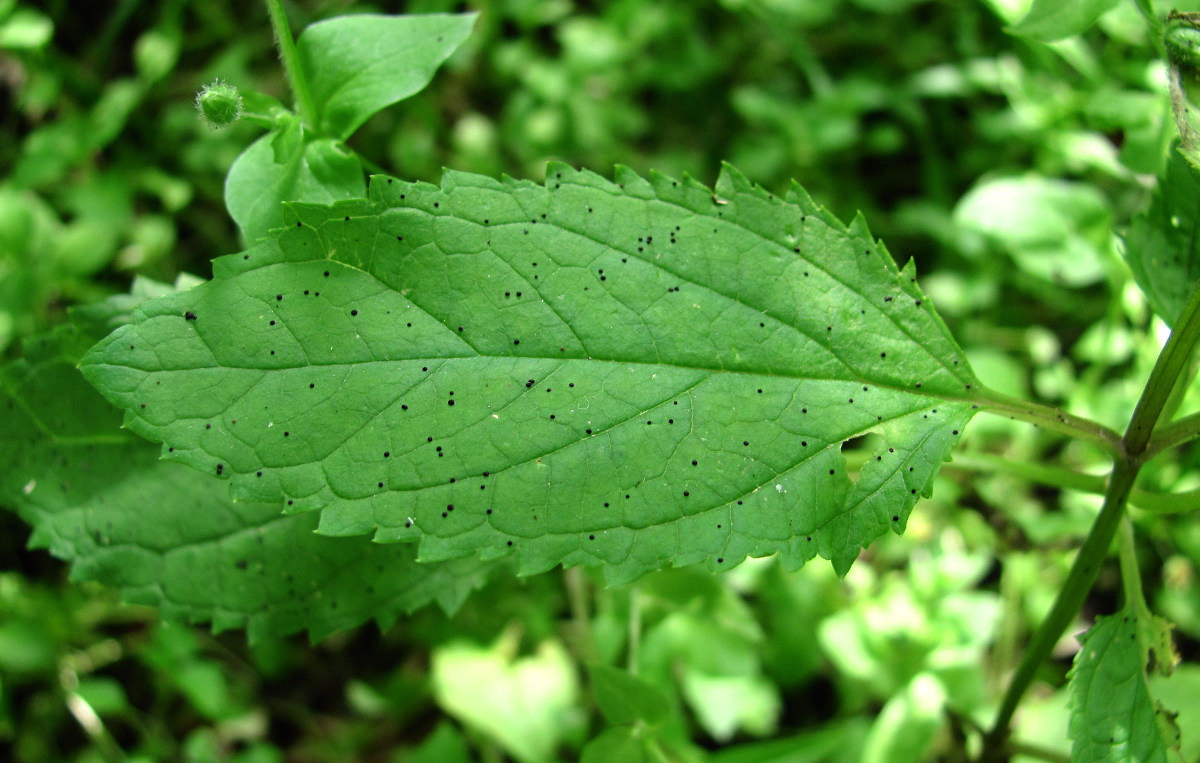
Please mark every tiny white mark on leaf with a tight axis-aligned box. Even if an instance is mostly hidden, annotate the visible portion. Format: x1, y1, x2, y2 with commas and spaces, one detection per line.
23, 479, 35, 495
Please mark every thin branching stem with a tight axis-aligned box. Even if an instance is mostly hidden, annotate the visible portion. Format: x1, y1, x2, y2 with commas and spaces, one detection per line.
982, 275, 1200, 755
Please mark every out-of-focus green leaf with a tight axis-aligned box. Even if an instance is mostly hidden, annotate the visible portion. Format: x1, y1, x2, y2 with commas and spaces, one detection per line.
707, 719, 869, 763
0, 7, 52, 50
580, 727, 660, 763
588, 663, 669, 727
297, 13, 476, 140
1150, 665, 1200, 762
1124, 151, 1200, 328
859, 673, 945, 763
1009, 0, 1122, 42
81, 164, 980, 583
431, 636, 582, 763
953, 176, 1109, 287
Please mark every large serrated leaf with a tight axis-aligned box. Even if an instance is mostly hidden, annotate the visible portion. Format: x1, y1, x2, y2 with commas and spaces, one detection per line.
1068, 611, 1182, 763
1, 325, 492, 644
80, 164, 981, 581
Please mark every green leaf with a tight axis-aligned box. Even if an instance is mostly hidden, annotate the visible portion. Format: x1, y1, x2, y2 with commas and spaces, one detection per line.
225, 132, 365, 244
1067, 610, 1181, 763
1, 324, 493, 644
80, 164, 980, 582
588, 664, 670, 727
953, 175, 1109, 287
297, 13, 477, 141
581, 727, 656, 763
1124, 151, 1200, 328
431, 636, 581, 763
1009, 0, 1122, 42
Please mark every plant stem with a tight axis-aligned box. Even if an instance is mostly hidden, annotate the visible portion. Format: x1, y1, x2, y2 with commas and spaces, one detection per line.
1145, 411, 1200, 460
984, 276, 1200, 753
974, 387, 1121, 455
564, 566, 595, 664
1126, 280, 1200, 458
948, 453, 1199, 514
1117, 516, 1148, 615
264, 0, 318, 130
982, 458, 1135, 757
627, 585, 642, 675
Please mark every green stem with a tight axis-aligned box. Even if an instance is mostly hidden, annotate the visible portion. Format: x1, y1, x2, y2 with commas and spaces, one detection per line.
1126, 281, 1200, 458
974, 387, 1122, 455
627, 585, 642, 675
949, 453, 1200, 514
1145, 411, 1200, 461
564, 567, 595, 664
264, 0, 318, 130
983, 460, 1136, 755
984, 275, 1200, 752
1117, 516, 1149, 615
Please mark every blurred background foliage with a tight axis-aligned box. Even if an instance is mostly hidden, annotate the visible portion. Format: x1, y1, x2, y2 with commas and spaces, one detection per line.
2, 0, 1200, 760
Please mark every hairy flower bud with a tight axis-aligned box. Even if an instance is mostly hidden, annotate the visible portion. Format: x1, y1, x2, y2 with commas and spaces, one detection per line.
195, 80, 243, 129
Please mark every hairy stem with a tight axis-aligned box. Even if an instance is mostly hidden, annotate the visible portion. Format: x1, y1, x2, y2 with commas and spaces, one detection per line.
264, 0, 318, 130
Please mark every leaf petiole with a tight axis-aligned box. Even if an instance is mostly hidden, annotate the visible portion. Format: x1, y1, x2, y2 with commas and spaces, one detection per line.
973, 386, 1122, 454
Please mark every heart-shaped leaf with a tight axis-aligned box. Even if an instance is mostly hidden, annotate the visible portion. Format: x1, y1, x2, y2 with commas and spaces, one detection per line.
81, 164, 981, 581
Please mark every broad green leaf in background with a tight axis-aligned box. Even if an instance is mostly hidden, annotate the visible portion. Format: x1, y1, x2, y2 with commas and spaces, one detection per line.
1067, 609, 1181, 763
1008, 0, 1123, 42
953, 175, 1110, 288
1, 315, 492, 644
588, 663, 669, 727
1124, 151, 1200, 329
80, 164, 981, 582
431, 636, 582, 763
297, 13, 477, 141
859, 673, 946, 763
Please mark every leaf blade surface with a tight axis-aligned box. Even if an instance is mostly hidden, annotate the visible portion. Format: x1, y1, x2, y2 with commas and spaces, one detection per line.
2, 324, 491, 643
1068, 611, 1181, 763
81, 165, 981, 580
